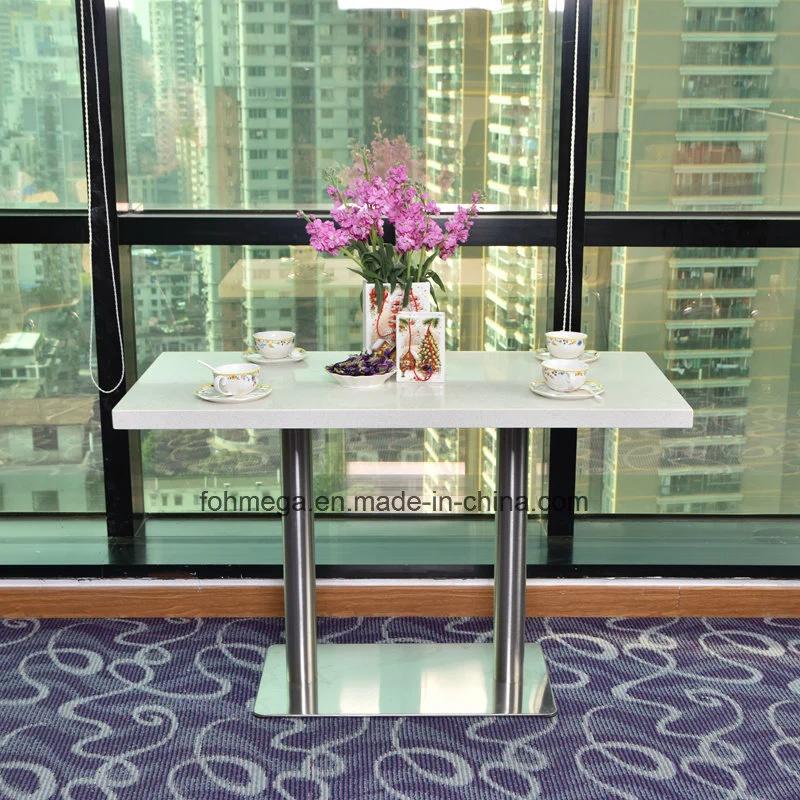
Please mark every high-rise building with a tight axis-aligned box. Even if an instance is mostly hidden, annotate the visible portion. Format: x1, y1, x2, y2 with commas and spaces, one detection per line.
2, 0, 84, 205
595, 0, 800, 514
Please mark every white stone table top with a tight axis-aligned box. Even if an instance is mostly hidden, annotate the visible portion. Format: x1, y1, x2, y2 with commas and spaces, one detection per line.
112, 351, 692, 431
113, 352, 692, 429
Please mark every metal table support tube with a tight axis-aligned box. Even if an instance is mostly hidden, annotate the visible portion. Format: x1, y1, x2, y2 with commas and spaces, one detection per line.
494, 427, 530, 713
280, 428, 318, 714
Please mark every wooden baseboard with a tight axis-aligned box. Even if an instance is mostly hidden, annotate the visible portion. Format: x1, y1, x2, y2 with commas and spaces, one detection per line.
1, 580, 798, 618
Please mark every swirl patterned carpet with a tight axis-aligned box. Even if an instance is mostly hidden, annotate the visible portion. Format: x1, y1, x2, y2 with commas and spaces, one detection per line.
2, 617, 800, 799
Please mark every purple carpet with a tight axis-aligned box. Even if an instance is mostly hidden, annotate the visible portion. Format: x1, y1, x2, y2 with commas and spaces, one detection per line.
1, 617, 799, 798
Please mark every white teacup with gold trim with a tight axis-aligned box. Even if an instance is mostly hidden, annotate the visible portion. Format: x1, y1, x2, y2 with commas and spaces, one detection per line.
254, 330, 296, 360
545, 330, 587, 360
541, 358, 588, 393
211, 362, 260, 396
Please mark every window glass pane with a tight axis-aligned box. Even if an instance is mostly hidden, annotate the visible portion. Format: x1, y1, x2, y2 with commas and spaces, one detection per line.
120, 2, 556, 209
0, 244, 105, 513
0, 0, 86, 208
132, 245, 551, 517
578, 246, 800, 515
588, 0, 800, 210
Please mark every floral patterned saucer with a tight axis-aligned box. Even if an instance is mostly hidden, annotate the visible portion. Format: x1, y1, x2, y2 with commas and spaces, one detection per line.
195, 383, 273, 403
243, 347, 307, 365
529, 380, 605, 400
533, 349, 599, 364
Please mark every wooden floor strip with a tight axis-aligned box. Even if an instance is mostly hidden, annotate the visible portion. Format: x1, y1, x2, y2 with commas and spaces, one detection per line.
1, 581, 798, 618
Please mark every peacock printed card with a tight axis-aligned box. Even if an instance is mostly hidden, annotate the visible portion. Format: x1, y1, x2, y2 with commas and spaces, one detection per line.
395, 312, 445, 383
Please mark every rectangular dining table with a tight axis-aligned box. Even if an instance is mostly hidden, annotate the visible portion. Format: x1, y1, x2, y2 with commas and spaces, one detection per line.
113, 350, 693, 717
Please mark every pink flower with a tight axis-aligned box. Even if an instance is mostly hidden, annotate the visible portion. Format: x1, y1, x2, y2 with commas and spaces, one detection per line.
423, 219, 443, 250
302, 216, 351, 255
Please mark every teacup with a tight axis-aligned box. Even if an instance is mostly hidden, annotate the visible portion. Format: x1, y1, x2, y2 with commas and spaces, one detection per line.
542, 358, 588, 392
211, 362, 260, 396
545, 330, 587, 359
254, 330, 296, 360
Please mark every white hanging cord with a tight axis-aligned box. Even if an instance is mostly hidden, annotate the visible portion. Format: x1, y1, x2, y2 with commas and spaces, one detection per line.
561, 0, 580, 333
78, 0, 125, 394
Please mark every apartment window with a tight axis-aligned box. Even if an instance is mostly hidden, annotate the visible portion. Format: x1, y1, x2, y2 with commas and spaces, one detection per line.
245, 23, 264, 35
247, 66, 267, 78
321, 129, 334, 139
321, 89, 334, 101
249, 129, 267, 140
347, 88, 359, 99
245, 1, 264, 11
276, 149, 288, 159
275, 24, 286, 34
251, 190, 271, 203
251, 170, 270, 180
275, 46, 286, 57
246, 45, 266, 57
276, 129, 288, 140
248, 108, 267, 119
32, 427, 58, 451
277, 169, 289, 179
321, 109, 334, 119
249, 149, 269, 160
275, 67, 288, 78
276, 108, 288, 119
32, 491, 59, 512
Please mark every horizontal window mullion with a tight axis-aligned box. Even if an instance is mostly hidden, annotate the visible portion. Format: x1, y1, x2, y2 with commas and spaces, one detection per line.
117, 213, 558, 247
4, 211, 800, 248
585, 214, 800, 248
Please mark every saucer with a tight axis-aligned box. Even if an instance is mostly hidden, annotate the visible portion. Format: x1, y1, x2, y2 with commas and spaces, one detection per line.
195, 383, 273, 403
533, 349, 598, 364
529, 380, 605, 400
243, 347, 307, 365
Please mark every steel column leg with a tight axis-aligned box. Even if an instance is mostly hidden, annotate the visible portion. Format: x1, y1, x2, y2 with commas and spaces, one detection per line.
280, 428, 317, 714
494, 427, 529, 713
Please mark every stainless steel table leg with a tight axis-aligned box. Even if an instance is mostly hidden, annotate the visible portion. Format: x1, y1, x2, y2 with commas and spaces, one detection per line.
255, 425, 553, 717
494, 427, 529, 713
280, 428, 317, 714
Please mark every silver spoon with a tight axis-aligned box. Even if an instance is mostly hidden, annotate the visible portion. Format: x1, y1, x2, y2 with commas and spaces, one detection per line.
197, 359, 217, 372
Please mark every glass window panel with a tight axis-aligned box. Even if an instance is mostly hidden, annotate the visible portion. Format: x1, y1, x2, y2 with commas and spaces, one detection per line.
577, 246, 800, 515
131, 245, 551, 517
0, 0, 86, 208
120, 2, 557, 209
0, 244, 104, 513
588, 0, 800, 210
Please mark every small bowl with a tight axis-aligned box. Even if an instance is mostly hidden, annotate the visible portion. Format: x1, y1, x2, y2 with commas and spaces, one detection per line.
541, 358, 588, 392
545, 330, 587, 359
327, 370, 396, 389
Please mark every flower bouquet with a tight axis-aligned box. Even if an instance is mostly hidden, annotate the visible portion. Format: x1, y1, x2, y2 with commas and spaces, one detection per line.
297, 129, 480, 354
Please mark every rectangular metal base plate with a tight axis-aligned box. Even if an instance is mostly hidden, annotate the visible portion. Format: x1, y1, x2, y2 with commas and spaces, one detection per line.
254, 643, 556, 716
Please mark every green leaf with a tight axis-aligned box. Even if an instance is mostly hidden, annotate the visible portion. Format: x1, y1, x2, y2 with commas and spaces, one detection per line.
429, 271, 446, 293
